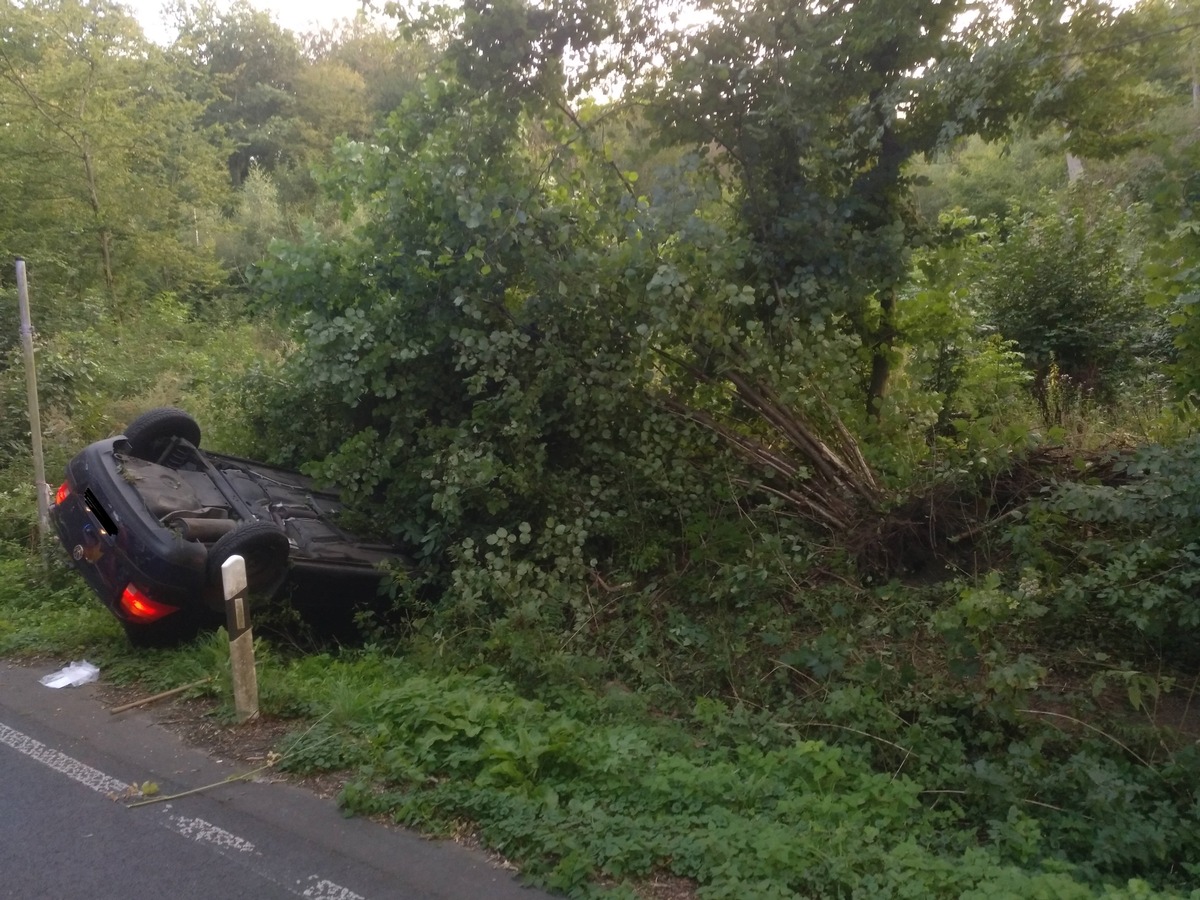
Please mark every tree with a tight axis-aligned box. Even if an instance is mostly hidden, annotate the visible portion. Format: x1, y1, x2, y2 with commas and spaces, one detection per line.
648, 0, 1170, 412
305, 15, 435, 122
212, 164, 285, 279
254, 0, 1173, 559
973, 190, 1154, 410
0, 0, 228, 304
911, 133, 1068, 223
251, 85, 727, 604
169, 0, 306, 188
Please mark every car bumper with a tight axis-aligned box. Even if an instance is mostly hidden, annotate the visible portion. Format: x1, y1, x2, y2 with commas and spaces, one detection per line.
50, 438, 209, 624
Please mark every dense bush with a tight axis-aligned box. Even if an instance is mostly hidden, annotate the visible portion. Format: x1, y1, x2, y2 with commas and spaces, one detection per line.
1008, 435, 1200, 650
972, 190, 1158, 408
250, 88, 746, 640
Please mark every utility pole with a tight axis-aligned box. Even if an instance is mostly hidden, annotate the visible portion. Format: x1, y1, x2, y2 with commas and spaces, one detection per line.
16, 258, 50, 544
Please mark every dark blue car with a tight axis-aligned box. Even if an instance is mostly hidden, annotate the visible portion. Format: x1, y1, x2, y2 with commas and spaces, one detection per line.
51, 408, 401, 646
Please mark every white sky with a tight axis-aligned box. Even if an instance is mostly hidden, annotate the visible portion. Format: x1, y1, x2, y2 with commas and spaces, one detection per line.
125, 0, 1145, 47
125, 0, 374, 44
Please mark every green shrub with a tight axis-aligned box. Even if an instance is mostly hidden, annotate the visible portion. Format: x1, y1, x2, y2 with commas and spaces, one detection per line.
972, 190, 1158, 409
274, 656, 1200, 898
1008, 435, 1200, 645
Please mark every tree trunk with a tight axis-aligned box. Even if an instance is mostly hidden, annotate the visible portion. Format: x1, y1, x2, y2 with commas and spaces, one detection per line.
81, 139, 115, 301
866, 285, 896, 419
75, 62, 115, 302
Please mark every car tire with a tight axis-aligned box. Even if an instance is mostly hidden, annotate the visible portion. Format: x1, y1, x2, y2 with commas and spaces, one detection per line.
124, 407, 202, 459
207, 521, 290, 600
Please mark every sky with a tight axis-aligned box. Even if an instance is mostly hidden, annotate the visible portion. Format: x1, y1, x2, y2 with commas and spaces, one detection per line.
124, 0, 1146, 48
125, 0, 375, 44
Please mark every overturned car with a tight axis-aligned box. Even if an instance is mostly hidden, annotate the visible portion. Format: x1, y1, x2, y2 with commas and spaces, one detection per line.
50, 407, 400, 646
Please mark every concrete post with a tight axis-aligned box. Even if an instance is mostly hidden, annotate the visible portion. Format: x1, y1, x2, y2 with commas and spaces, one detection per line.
221, 555, 259, 722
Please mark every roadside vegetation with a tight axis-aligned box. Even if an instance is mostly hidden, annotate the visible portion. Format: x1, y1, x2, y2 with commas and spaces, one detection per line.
5, 0, 1200, 896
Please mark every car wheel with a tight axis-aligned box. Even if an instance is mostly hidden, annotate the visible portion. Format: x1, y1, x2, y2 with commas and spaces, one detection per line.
207, 521, 290, 601
124, 407, 202, 459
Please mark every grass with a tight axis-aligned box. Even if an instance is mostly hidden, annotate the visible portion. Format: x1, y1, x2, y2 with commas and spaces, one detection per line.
0, 552, 126, 656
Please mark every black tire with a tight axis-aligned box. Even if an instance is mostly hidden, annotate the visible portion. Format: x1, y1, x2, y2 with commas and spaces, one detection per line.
206, 521, 291, 601
124, 407, 202, 459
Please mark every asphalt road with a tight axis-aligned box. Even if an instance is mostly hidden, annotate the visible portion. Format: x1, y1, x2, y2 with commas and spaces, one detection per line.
0, 660, 556, 900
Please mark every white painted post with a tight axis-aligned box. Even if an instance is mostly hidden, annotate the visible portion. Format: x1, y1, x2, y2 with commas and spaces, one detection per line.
221, 555, 259, 722
15, 258, 49, 543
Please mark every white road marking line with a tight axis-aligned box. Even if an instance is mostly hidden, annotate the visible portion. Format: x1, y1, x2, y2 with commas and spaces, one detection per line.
0, 720, 368, 899
302, 876, 366, 900
165, 811, 256, 853
0, 721, 133, 796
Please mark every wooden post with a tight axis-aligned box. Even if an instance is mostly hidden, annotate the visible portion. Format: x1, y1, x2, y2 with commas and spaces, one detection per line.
15, 258, 49, 544
221, 555, 259, 722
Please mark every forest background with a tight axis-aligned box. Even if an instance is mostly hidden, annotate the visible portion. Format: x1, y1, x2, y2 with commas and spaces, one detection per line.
6, 0, 1200, 896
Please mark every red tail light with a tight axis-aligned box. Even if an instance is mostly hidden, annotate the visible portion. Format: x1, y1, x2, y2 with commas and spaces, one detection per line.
119, 584, 179, 623
55, 482, 70, 506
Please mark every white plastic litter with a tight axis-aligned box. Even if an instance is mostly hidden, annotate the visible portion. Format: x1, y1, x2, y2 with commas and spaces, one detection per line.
39, 660, 100, 689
